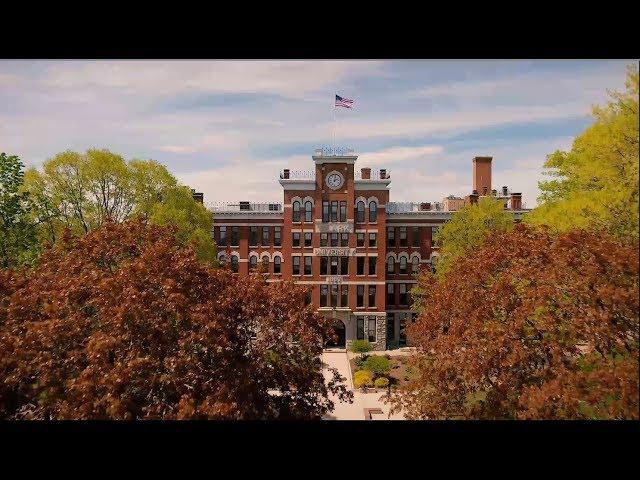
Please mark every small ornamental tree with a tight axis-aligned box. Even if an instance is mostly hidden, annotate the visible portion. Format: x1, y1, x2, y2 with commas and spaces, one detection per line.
391, 225, 639, 420
0, 219, 351, 420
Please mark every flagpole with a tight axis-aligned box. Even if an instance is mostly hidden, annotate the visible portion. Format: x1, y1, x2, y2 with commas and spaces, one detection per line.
332, 94, 336, 153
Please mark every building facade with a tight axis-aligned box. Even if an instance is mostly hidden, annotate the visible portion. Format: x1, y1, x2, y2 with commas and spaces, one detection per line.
209, 147, 528, 350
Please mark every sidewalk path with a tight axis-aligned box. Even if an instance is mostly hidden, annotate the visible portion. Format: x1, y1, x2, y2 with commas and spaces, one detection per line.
321, 350, 405, 420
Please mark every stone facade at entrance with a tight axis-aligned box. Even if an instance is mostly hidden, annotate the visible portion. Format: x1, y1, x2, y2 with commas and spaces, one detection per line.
209, 147, 529, 350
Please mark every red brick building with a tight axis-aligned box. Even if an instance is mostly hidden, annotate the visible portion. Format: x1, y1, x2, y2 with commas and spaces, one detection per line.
210, 147, 528, 350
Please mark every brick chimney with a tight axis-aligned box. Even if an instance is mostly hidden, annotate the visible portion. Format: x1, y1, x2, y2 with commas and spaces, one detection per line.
509, 193, 522, 210
473, 156, 492, 196
361, 167, 371, 179
191, 189, 204, 203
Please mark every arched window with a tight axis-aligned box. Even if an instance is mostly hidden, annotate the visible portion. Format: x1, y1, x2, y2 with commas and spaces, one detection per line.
218, 254, 227, 266
293, 201, 301, 222
249, 255, 257, 271
273, 256, 281, 274
387, 257, 395, 273
368, 201, 377, 223
356, 201, 365, 223
231, 255, 239, 273
262, 255, 269, 272
304, 201, 312, 222
412, 256, 419, 274
399, 256, 407, 274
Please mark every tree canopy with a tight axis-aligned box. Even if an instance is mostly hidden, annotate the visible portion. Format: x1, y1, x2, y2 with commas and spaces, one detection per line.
0, 220, 351, 419
392, 225, 639, 420
525, 66, 639, 240
0, 152, 38, 268
22, 148, 216, 263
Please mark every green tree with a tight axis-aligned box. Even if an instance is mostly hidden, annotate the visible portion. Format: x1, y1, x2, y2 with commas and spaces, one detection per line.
149, 186, 216, 263
0, 153, 38, 268
410, 196, 514, 312
526, 66, 639, 240
432, 196, 513, 280
22, 149, 215, 263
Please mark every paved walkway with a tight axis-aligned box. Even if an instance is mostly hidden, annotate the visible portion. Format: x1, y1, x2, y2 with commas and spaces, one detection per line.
321, 350, 405, 420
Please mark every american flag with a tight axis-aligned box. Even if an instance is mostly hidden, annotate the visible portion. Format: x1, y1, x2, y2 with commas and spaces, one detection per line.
335, 94, 354, 108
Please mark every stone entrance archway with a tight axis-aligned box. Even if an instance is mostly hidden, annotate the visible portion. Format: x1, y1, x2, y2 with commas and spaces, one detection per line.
325, 319, 346, 349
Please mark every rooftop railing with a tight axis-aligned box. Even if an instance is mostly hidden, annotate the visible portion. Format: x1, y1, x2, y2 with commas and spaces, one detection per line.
207, 202, 283, 212
386, 202, 444, 213
279, 170, 315, 180
355, 169, 391, 180
314, 146, 356, 156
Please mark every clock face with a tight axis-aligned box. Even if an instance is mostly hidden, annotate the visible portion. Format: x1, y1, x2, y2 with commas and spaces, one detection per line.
325, 171, 344, 190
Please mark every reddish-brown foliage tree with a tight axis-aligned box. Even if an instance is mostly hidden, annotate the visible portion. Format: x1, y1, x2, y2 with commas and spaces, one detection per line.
0, 219, 351, 419
392, 225, 639, 419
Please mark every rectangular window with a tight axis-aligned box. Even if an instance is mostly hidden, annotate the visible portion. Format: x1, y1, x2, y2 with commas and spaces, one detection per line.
357, 257, 365, 275
341, 285, 348, 307
330, 256, 338, 275
274, 227, 281, 247
412, 227, 420, 247
368, 257, 376, 276
304, 232, 312, 248
273, 257, 281, 274
331, 201, 338, 222
356, 233, 365, 247
330, 233, 338, 247
399, 314, 407, 346
399, 227, 407, 247
340, 201, 347, 222
357, 285, 364, 307
330, 284, 338, 307
320, 256, 328, 275
304, 256, 312, 275
399, 283, 407, 305
218, 226, 227, 247
387, 283, 395, 305
293, 232, 300, 248
369, 233, 377, 248
340, 256, 349, 275
387, 314, 395, 344
340, 233, 349, 247
262, 227, 270, 246
320, 284, 328, 307
368, 285, 376, 308
292, 256, 300, 275
231, 227, 239, 246
322, 201, 329, 223
250, 226, 258, 246
320, 233, 328, 247
367, 317, 377, 343
387, 227, 395, 247
357, 317, 364, 340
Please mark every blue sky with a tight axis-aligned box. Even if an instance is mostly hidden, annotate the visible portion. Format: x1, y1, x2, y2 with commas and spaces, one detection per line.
0, 60, 634, 207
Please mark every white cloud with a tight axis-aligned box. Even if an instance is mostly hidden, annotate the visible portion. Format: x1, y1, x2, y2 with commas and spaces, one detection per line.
41, 61, 384, 99
357, 145, 443, 166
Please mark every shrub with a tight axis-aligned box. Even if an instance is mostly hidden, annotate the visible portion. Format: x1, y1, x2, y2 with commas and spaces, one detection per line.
363, 355, 391, 375
350, 340, 372, 354
374, 377, 389, 389
353, 370, 374, 389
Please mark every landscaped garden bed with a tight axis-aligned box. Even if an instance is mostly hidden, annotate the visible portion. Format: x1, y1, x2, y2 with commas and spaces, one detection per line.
348, 341, 418, 392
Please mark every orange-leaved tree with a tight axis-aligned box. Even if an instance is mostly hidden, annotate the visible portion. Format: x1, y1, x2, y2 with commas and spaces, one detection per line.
0, 219, 351, 419
391, 225, 638, 419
